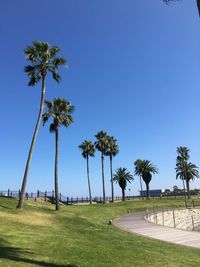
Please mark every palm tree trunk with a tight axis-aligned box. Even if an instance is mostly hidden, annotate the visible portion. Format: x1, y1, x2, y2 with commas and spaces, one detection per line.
146, 182, 150, 200
122, 188, 125, 201
110, 154, 114, 202
197, 0, 200, 16
17, 76, 46, 209
184, 163, 188, 205
101, 153, 106, 204
86, 155, 92, 204
182, 178, 187, 208
140, 176, 143, 199
186, 179, 190, 199
55, 128, 60, 211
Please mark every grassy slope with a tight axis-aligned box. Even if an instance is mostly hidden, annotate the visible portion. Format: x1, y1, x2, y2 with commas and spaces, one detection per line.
0, 198, 200, 267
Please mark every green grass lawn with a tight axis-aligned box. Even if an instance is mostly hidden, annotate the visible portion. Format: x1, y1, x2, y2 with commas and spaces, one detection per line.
0, 197, 200, 267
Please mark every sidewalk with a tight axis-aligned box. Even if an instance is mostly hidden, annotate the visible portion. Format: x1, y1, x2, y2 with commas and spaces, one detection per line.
113, 212, 200, 249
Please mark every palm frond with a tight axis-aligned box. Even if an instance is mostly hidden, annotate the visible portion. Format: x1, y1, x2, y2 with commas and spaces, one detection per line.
52, 71, 61, 83
52, 57, 67, 68
49, 46, 60, 57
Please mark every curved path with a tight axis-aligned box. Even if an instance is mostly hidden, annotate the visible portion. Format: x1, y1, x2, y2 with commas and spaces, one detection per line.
113, 212, 200, 249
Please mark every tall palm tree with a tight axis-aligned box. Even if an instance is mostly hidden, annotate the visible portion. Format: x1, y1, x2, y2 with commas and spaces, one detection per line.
17, 41, 66, 209
79, 140, 95, 204
176, 146, 189, 201
94, 131, 109, 204
106, 136, 119, 202
113, 168, 134, 201
163, 0, 200, 17
134, 159, 144, 196
176, 146, 199, 199
134, 160, 158, 200
176, 161, 199, 199
43, 98, 74, 211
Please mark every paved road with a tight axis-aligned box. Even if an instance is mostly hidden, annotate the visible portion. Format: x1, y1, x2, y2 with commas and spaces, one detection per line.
113, 212, 200, 249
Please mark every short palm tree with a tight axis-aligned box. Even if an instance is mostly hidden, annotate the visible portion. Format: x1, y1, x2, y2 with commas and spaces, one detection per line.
134, 159, 158, 199
79, 140, 95, 204
113, 168, 134, 201
17, 41, 66, 209
176, 161, 199, 199
106, 136, 119, 202
94, 131, 109, 204
43, 98, 74, 211
134, 159, 144, 196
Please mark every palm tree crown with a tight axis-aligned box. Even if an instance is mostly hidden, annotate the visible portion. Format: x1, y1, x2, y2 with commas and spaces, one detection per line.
105, 136, 119, 157
177, 146, 189, 162
94, 131, 109, 154
176, 162, 199, 182
42, 98, 74, 130
24, 41, 66, 86
79, 140, 95, 159
113, 168, 134, 201
134, 159, 144, 177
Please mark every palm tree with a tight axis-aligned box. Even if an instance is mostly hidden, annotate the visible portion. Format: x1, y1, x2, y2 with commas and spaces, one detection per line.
176, 146, 189, 201
134, 160, 158, 200
17, 41, 66, 209
79, 140, 95, 204
43, 98, 74, 211
113, 168, 134, 201
94, 131, 109, 204
134, 159, 144, 197
163, 0, 200, 16
176, 146, 199, 199
105, 136, 119, 202
176, 161, 199, 199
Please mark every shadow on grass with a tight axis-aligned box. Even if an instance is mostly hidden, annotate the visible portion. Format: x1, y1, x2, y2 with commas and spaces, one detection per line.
0, 204, 13, 209
0, 238, 79, 267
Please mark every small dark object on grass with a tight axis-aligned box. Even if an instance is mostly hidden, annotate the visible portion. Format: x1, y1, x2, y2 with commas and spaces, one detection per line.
108, 219, 112, 225
127, 209, 131, 213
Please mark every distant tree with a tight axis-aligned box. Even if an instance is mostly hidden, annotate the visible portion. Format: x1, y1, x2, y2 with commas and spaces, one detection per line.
165, 189, 171, 193
105, 136, 119, 202
79, 140, 95, 204
163, 0, 200, 17
134, 160, 158, 200
94, 131, 109, 204
17, 41, 66, 209
113, 168, 134, 201
43, 98, 74, 210
173, 185, 179, 192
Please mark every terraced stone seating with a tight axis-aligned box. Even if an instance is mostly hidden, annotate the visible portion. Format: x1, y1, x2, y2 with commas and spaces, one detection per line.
146, 208, 200, 231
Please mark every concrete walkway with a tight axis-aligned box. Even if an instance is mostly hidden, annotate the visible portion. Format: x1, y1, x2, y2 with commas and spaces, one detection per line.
113, 212, 200, 249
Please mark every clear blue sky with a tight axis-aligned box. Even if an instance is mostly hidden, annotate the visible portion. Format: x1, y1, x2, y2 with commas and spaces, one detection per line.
1, 0, 200, 197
